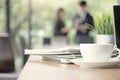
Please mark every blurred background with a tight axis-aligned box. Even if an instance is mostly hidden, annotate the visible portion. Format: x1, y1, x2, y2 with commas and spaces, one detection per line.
0, 0, 119, 80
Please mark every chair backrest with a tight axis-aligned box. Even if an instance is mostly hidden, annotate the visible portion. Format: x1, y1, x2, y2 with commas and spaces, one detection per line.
0, 35, 15, 72
43, 37, 51, 45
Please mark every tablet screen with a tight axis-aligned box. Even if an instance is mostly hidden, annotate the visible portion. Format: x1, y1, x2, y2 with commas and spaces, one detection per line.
113, 6, 120, 48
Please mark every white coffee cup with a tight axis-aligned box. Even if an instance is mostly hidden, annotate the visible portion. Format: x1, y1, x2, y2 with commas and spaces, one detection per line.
80, 44, 120, 62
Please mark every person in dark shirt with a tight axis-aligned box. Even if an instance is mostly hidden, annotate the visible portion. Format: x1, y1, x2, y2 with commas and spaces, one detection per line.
73, 1, 94, 44
54, 8, 69, 36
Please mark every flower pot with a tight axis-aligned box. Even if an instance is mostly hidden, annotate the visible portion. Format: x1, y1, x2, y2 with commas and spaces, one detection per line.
96, 35, 114, 44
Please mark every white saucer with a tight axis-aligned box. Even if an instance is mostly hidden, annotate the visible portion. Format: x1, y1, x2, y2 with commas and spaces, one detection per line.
70, 58, 120, 69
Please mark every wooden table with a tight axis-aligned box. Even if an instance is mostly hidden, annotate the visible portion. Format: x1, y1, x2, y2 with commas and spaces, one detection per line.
17, 55, 120, 80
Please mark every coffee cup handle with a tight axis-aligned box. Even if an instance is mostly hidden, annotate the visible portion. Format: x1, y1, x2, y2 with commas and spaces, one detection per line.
109, 47, 120, 61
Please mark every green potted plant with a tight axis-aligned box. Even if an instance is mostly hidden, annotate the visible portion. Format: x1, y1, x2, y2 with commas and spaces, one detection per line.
87, 12, 114, 44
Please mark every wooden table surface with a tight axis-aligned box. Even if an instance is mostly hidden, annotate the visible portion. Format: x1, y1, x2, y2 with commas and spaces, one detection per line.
17, 55, 120, 80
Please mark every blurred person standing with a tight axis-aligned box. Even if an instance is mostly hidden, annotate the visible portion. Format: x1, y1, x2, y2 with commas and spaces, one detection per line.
73, 1, 94, 44
54, 8, 69, 36
53, 8, 69, 47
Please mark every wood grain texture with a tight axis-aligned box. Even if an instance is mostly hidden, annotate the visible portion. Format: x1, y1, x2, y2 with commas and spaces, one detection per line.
18, 55, 120, 80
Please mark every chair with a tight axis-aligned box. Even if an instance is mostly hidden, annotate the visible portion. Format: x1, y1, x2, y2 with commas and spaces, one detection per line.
0, 35, 15, 73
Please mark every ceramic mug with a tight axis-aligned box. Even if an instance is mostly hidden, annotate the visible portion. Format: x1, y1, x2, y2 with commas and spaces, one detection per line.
80, 44, 120, 62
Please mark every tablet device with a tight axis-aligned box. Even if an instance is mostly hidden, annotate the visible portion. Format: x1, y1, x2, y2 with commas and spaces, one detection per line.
113, 5, 120, 48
